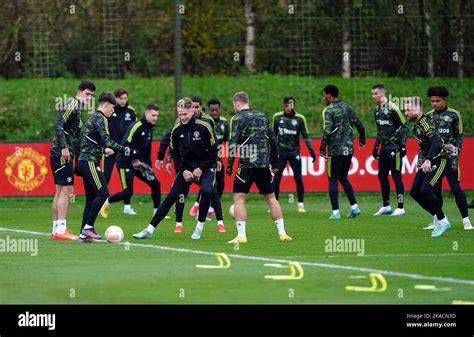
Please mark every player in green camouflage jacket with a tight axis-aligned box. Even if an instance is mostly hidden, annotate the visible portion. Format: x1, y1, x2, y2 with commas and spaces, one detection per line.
426, 86, 471, 230
320, 85, 366, 220
405, 96, 451, 237
370, 84, 409, 217
49, 80, 96, 241
272, 96, 316, 213
76, 92, 134, 242
226, 91, 292, 243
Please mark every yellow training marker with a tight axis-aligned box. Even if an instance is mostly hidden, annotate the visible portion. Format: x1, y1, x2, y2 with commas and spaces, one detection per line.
196, 253, 231, 269
452, 300, 474, 305
345, 273, 387, 292
264, 262, 304, 280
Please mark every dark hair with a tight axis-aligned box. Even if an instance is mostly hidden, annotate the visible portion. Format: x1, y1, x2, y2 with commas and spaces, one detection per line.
78, 80, 96, 92
145, 104, 159, 111
114, 88, 129, 98
98, 92, 117, 106
190, 95, 202, 105
323, 85, 339, 98
371, 83, 385, 90
283, 96, 296, 105
427, 86, 449, 98
207, 98, 221, 106
233, 91, 249, 104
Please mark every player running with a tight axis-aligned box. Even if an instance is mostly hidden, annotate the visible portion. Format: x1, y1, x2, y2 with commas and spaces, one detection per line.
320, 85, 366, 220
76, 93, 134, 242
50, 80, 96, 240
100, 104, 161, 218
226, 91, 292, 243
272, 96, 316, 213
370, 84, 409, 216
133, 97, 218, 240
426, 86, 472, 230
404, 96, 451, 237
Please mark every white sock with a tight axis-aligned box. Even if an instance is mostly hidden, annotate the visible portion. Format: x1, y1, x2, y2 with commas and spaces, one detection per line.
439, 217, 448, 225
275, 218, 286, 235
298, 202, 304, 207
84, 224, 93, 230
176, 222, 182, 227
196, 221, 205, 231
351, 203, 359, 210
332, 210, 340, 216
208, 206, 215, 212
146, 224, 155, 234
463, 217, 470, 224
153, 208, 158, 215
124, 204, 131, 211
56, 220, 67, 234
193, 201, 199, 207
217, 220, 224, 225
383, 205, 391, 209
104, 199, 110, 206
52, 220, 58, 234
236, 221, 246, 237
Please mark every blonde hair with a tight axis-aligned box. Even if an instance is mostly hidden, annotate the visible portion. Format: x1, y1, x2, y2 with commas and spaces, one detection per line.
177, 97, 193, 109
233, 91, 249, 104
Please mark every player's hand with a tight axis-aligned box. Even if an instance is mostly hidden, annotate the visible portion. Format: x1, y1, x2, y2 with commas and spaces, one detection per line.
372, 146, 379, 160
320, 152, 328, 160
192, 167, 202, 181
216, 161, 223, 172
421, 159, 432, 173
61, 148, 71, 162
451, 163, 457, 172
105, 147, 114, 156
165, 163, 172, 175
183, 170, 194, 182
271, 167, 278, 174
310, 151, 317, 163
226, 165, 232, 176
132, 159, 141, 169
155, 160, 163, 169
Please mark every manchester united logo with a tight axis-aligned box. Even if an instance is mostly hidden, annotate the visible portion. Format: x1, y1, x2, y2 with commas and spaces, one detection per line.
4, 147, 48, 191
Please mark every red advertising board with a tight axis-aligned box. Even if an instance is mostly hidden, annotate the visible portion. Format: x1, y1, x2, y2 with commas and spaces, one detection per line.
1, 138, 473, 197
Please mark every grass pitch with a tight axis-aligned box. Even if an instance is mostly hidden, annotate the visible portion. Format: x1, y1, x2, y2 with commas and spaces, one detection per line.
0, 192, 473, 304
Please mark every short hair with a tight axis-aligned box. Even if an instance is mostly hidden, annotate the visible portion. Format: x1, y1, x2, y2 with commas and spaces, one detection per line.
207, 98, 221, 106
177, 97, 193, 110
190, 96, 202, 105
145, 104, 159, 111
427, 86, 449, 98
371, 83, 385, 90
98, 92, 117, 106
404, 96, 423, 108
233, 91, 249, 104
114, 88, 129, 98
78, 80, 96, 92
323, 85, 339, 98
283, 96, 296, 105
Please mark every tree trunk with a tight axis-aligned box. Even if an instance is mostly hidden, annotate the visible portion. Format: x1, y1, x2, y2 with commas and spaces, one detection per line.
244, 0, 256, 73
341, 0, 351, 78
419, 0, 434, 77
457, 1, 465, 78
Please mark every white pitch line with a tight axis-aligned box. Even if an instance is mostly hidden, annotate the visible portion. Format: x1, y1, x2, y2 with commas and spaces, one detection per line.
1, 226, 474, 286
281, 253, 474, 258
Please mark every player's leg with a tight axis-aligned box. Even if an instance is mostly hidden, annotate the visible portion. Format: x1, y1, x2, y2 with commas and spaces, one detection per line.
51, 185, 60, 236
189, 190, 201, 217
257, 168, 292, 242
327, 156, 341, 219
102, 168, 135, 218
210, 186, 225, 232
216, 166, 225, 198
191, 169, 215, 239
288, 154, 305, 212
338, 155, 360, 218
134, 172, 190, 239
421, 159, 450, 237
119, 167, 136, 215
228, 167, 253, 243
389, 149, 405, 216
272, 153, 287, 200
175, 185, 189, 232
135, 170, 162, 213
445, 161, 471, 229
374, 148, 392, 215
102, 153, 115, 183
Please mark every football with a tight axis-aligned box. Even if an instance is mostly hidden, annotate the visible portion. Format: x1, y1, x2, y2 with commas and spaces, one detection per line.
105, 225, 124, 243
229, 204, 235, 219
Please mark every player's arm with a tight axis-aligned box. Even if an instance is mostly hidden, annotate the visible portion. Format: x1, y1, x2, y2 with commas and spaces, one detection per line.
350, 107, 366, 146
425, 125, 441, 162
299, 115, 316, 160
169, 126, 183, 172
267, 118, 278, 170
98, 115, 126, 153
453, 112, 463, 153
226, 115, 239, 175
157, 128, 171, 160
197, 124, 218, 171
122, 122, 143, 163
272, 113, 279, 138
54, 100, 78, 160
320, 107, 332, 157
